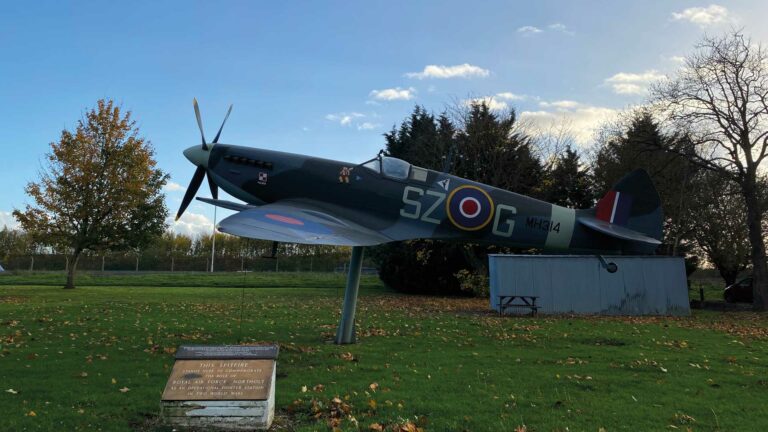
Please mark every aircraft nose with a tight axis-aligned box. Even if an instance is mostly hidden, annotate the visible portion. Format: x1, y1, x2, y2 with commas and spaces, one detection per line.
183, 145, 209, 167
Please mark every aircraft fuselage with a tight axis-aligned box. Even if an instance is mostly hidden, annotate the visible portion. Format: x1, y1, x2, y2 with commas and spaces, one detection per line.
204, 144, 625, 253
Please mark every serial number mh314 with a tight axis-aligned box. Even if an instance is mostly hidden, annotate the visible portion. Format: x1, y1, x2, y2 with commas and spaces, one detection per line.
526, 217, 560, 233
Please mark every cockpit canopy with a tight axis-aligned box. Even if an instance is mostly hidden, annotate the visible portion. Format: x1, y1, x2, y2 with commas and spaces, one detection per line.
360, 154, 429, 182
362, 154, 410, 179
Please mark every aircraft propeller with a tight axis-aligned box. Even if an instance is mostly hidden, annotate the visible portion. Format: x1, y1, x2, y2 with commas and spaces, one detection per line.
176, 99, 233, 221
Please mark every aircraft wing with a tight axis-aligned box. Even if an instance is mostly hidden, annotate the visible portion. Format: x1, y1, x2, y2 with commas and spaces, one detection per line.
216, 201, 392, 246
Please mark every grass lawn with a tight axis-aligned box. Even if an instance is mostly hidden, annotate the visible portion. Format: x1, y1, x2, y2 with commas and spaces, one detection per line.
1, 272, 767, 431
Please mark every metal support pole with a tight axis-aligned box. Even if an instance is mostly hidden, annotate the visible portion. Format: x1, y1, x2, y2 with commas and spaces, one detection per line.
211, 206, 218, 272
335, 246, 364, 345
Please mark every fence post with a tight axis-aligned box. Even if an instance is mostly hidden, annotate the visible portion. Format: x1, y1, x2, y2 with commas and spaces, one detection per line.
135, 256, 139, 272
171, 256, 175, 272
101, 256, 105, 272
30, 256, 34, 272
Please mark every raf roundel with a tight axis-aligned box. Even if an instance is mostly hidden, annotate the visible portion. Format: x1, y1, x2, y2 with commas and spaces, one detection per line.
446, 185, 495, 231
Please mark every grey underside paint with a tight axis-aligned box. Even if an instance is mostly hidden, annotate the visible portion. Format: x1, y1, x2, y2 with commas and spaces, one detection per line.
489, 255, 690, 316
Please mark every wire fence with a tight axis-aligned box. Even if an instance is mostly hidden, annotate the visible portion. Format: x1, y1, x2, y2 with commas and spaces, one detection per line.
1, 254, 377, 273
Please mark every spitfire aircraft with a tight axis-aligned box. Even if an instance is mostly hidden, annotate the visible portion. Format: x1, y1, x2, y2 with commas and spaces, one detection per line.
176, 101, 663, 255
177, 100, 663, 344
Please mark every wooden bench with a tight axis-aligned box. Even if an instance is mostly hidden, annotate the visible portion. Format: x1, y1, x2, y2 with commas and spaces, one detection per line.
497, 295, 539, 316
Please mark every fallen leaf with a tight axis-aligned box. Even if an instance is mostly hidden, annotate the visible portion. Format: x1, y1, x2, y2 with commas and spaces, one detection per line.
301, 385, 308, 393
369, 423, 384, 431
5, 389, 18, 394
119, 387, 130, 393
369, 382, 379, 392
26, 410, 36, 417
111, 378, 117, 384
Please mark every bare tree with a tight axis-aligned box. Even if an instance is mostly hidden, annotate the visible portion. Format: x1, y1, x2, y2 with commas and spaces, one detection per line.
689, 172, 751, 286
650, 31, 768, 309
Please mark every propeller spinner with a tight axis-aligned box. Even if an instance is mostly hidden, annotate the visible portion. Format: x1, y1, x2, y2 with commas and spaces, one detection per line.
175, 99, 233, 221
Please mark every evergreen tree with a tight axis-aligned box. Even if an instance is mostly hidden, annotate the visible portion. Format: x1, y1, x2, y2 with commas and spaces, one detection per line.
593, 109, 696, 257
543, 145, 594, 208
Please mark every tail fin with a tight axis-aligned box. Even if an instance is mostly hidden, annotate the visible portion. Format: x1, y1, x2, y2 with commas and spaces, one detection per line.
578, 169, 663, 249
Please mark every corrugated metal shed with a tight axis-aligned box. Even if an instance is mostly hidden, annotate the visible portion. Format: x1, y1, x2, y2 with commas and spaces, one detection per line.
489, 255, 690, 316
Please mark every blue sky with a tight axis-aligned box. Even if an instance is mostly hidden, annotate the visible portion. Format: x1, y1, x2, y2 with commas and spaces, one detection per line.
1, 1, 765, 236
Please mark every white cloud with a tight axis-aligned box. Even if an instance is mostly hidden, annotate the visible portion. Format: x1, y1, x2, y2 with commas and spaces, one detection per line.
521, 103, 618, 147
0, 211, 19, 230
169, 212, 212, 237
548, 23, 574, 35
164, 181, 184, 192
671, 4, 730, 27
369, 87, 416, 101
463, 93, 531, 111
357, 122, 380, 131
517, 26, 543, 36
539, 100, 581, 110
405, 63, 490, 79
495, 92, 528, 101
325, 112, 377, 131
668, 55, 686, 64
518, 23, 573, 36
325, 112, 365, 126
464, 97, 509, 111
604, 70, 665, 95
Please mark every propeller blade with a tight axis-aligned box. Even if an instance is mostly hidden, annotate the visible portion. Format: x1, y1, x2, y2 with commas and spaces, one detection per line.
176, 166, 206, 220
193, 98, 208, 150
207, 172, 219, 200
212, 104, 233, 144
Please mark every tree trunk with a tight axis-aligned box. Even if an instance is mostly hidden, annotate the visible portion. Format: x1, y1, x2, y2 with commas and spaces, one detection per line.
64, 251, 81, 289
743, 182, 768, 310
717, 266, 739, 287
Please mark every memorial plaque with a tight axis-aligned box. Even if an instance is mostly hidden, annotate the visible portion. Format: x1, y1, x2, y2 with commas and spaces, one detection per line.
162, 359, 274, 401
161, 344, 279, 430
